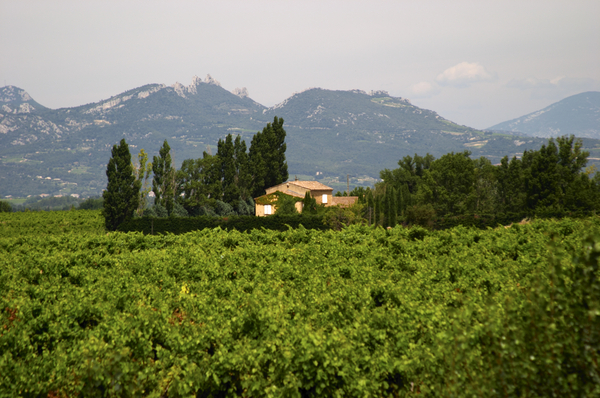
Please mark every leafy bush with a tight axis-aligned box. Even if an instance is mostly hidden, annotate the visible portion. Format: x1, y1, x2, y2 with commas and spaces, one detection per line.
172, 202, 189, 217
78, 196, 103, 210
215, 200, 235, 216
0, 200, 12, 213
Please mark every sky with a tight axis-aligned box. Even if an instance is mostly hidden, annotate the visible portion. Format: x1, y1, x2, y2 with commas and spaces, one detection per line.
1, 0, 599, 129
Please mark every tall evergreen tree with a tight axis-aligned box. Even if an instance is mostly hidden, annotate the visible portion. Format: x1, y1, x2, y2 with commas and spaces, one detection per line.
152, 140, 175, 215
389, 186, 397, 227
267, 116, 289, 187
217, 134, 238, 203
302, 191, 318, 214
103, 139, 141, 231
234, 135, 250, 200
249, 117, 289, 197
366, 188, 375, 225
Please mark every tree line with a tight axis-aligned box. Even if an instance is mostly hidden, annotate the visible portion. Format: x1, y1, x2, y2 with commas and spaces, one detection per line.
103, 117, 288, 230
352, 135, 600, 227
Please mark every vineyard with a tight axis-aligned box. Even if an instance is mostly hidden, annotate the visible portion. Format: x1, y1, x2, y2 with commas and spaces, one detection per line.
1, 210, 599, 396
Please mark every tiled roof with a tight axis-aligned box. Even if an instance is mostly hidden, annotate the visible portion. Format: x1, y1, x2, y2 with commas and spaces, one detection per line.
288, 181, 333, 190
282, 189, 305, 198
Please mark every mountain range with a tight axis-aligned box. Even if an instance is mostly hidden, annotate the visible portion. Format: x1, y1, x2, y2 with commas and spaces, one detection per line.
2, 76, 599, 197
488, 91, 600, 139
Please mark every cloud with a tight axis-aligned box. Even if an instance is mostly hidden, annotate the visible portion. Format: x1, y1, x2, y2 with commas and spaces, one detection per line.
435, 62, 497, 88
409, 81, 441, 98
506, 76, 600, 99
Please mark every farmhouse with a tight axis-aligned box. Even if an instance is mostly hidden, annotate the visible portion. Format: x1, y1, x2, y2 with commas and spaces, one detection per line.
255, 179, 358, 216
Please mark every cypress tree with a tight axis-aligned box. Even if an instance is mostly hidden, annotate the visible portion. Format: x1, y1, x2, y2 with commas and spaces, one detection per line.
302, 191, 317, 214
389, 186, 397, 227
103, 139, 141, 231
383, 187, 392, 227
234, 135, 250, 200
268, 116, 289, 187
152, 140, 175, 215
366, 188, 374, 226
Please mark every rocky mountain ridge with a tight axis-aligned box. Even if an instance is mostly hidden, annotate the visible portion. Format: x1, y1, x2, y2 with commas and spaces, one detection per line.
488, 91, 600, 139
2, 76, 598, 198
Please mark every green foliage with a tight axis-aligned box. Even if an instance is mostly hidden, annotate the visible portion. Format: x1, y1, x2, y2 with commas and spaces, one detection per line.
78, 196, 103, 210
119, 214, 329, 234
133, 148, 152, 217
374, 135, 600, 228
11, 195, 83, 212
152, 140, 175, 215
217, 134, 238, 203
2, 211, 598, 395
171, 202, 189, 218
302, 191, 318, 214
176, 152, 220, 211
102, 139, 141, 231
0, 200, 12, 212
323, 202, 366, 231
277, 194, 299, 215
249, 116, 289, 197
434, 233, 600, 396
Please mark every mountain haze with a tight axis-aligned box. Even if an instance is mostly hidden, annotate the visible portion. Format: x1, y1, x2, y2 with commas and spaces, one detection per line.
488, 91, 600, 139
2, 76, 597, 197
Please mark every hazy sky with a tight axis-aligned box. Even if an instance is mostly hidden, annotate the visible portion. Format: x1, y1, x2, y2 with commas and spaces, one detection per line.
1, 0, 599, 129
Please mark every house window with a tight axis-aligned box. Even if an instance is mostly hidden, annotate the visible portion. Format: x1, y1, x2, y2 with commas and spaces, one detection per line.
322, 194, 327, 204
264, 205, 272, 215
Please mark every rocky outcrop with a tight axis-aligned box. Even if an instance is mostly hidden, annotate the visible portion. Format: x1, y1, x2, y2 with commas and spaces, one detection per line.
0, 86, 33, 103
233, 87, 249, 98
204, 74, 221, 87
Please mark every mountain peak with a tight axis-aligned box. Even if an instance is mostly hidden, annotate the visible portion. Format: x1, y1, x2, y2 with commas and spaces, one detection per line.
1, 85, 33, 103
488, 91, 600, 139
0, 85, 46, 113
204, 74, 221, 87
171, 74, 223, 97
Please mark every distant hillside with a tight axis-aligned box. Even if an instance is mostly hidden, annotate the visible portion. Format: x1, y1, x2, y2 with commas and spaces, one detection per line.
488, 91, 600, 139
2, 77, 599, 198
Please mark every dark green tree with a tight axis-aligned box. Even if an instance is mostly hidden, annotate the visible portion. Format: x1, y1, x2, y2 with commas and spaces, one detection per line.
152, 140, 175, 215
0, 200, 12, 213
366, 188, 375, 225
496, 155, 526, 213
277, 194, 298, 215
217, 134, 238, 203
249, 117, 288, 197
102, 139, 141, 231
388, 186, 397, 227
416, 151, 475, 217
302, 191, 318, 214
176, 152, 219, 212
234, 135, 251, 200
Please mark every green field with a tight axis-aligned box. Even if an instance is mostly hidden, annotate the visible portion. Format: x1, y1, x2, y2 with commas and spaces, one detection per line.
0, 211, 598, 396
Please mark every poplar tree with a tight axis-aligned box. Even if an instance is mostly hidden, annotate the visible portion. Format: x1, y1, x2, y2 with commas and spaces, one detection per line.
133, 148, 152, 217
103, 139, 140, 231
217, 134, 238, 203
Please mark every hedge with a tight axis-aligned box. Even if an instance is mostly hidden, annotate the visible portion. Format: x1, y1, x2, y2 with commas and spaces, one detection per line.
117, 214, 330, 235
